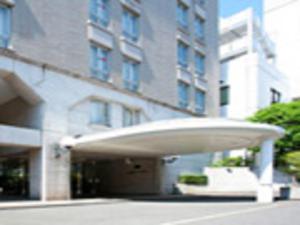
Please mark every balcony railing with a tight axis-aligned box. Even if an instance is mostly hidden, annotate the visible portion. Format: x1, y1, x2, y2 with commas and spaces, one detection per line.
220, 37, 248, 60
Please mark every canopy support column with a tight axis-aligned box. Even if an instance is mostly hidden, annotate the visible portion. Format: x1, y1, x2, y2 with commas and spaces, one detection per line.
257, 138, 274, 203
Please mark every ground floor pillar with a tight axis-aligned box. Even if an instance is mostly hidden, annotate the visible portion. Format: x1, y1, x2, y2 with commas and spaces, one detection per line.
29, 149, 43, 199
41, 131, 71, 201
257, 139, 274, 203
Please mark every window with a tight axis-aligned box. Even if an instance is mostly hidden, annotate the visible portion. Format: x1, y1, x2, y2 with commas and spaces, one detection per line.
122, 9, 139, 42
195, 16, 204, 40
0, 5, 11, 48
177, 41, 189, 68
220, 86, 230, 106
178, 81, 190, 109
195, 0, 205, 7
90, 45, 110, 81
90, 100, 110, 126
271, 88, 281, 104
195, 89, 205, 114
195, 52, 205, 76
89, 0, 109, 27
123, 107, 140, 127
123, 59, 139, 92
177, 1, 188, 29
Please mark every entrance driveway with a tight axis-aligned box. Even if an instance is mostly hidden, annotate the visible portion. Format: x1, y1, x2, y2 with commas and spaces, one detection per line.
0, 197, 299, 225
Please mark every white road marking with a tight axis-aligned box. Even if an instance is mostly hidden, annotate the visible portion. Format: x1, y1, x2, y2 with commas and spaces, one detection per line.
160, 203, 285, 225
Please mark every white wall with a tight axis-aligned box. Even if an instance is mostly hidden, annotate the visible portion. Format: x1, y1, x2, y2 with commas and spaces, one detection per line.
221, 54, 257, 119
220, 52, 289, 158
221, 52, 289, 119
264, 0, 300, 99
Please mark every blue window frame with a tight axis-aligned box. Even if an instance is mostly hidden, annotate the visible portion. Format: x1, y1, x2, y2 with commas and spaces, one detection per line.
177, 2, 188, 29
195, 89, 205, 114
0, 5, 11, 48
122, 9, 139, 42
89, 0, 110, 27
178, 41, 189, 68
123, 107, 140, 127
90, 45, 110, 81
195, 16, 204, 40
195, 52, 205, 76
178, 81, 190, 109
123, 59, 139, 92
90, 100, 111, 126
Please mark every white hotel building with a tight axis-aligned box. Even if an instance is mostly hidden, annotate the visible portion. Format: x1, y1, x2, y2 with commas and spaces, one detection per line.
264, 0, 300, 100
219, 9, 290, 158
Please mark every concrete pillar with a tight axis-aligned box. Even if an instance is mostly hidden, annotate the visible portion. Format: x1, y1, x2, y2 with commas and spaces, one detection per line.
257, 139, 274, 203
29, 149, 42, 200
42, 130, 71, 201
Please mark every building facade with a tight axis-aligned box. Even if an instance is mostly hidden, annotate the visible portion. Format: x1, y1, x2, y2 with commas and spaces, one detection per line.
219, 9, 290, 157
0, 0, 219, 200
264, 0, 300, 100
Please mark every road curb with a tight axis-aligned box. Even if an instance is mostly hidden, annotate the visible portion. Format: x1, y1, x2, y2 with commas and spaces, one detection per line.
0, 198, 127, 210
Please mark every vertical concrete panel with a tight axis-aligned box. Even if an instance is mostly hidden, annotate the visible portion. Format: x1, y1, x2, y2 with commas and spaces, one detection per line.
257, 139, 274, 203
29, 148, 42, 199
205, 0, 220, 117
42, 131, 71, 201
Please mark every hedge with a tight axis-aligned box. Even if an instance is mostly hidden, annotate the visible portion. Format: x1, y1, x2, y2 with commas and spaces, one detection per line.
178, 174, 208, 186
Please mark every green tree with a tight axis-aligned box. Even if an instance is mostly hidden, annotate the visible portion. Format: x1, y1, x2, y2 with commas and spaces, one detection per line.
248, 100, 300, 171
279, 151, 300, 182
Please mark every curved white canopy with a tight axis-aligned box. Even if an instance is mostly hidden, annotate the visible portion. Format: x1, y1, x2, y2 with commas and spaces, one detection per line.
61, 118, 284, 157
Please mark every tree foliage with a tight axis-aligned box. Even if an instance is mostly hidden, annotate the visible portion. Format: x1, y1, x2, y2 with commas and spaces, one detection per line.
211, 156, 250, 167
279, 151, 300, 181
248, 100, 300, 171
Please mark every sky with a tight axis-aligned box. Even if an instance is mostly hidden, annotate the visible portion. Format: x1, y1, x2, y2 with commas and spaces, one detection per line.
220, 0, 263, 20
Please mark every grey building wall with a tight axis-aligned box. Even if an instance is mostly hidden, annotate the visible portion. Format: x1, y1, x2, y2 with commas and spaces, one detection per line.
0, 0, 219, 200
10, 0, 219, 115
1, 50, 213, 200
204, 0, 220, 117
11, 0, 89, 76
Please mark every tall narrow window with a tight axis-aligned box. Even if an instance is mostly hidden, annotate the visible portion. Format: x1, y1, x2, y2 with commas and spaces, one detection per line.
122, 9, 139, 42
123, 59, 139, 92
195, 89, 205, 114
271, 88, 281, 104
177, 1, 188, 29
196, 0, 205, 7
0, 5, 11, 48
195, 52, 205, 76
123, 107, 140, 127
220, 86, 230, 106
195, 16, 204, 40
177, 41, 189, 68
90, 0, 110, 27
90, 45, 110, 81
178, 81, 190, 109
90, 100, 110, 126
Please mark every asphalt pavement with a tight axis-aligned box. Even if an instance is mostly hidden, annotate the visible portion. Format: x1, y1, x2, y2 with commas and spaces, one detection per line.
0, 197, 299, 225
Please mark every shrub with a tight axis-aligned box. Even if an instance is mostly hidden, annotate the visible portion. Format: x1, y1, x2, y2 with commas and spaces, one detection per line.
211, 156, 246, 167
178, 174, 208, 186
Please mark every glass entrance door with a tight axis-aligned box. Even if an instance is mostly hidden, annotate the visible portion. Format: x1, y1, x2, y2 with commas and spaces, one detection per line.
71, 160, 111, 198
0, 157, 29, 199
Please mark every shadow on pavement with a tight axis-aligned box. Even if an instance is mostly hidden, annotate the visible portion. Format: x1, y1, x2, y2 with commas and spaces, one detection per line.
112, 195, 257, 203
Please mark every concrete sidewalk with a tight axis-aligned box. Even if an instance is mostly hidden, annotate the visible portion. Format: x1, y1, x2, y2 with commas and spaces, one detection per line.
0, 198, 127, 210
